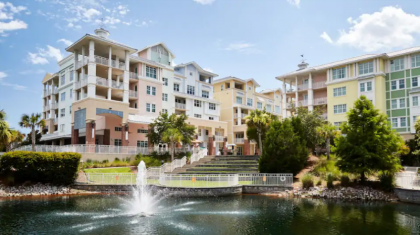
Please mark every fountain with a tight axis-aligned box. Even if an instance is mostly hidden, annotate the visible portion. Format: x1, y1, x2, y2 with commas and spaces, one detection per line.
128, 160, 155, 216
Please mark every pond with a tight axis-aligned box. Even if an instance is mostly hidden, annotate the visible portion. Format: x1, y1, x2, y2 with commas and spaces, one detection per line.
1, 195, 420, 235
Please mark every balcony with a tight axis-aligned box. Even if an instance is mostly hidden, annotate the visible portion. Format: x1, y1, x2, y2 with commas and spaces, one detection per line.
50, 102, 58, 110
75, 56, 88, 69
175, 103, 186, 109
75, 78, 87, 90
235, 138, 244, 144
43, 89, 51, 97
286, 103, 294, 109
313, 81, 327, 89
314, 97, 327, 105
112, 80, 123, 89
215, 136, 224, 142
129, 90, 137, 98
43, 105, 50, 111
298, 100, 308, 107
234, 113, 247, 119
298, 83, 309, 91
96, 76, 108, 87
321, 113, 328, 120
130, 72, 138, 79
286, 89, 295, 94
94, 55, 125, 70
52, 87, 59, 95
53, 118, 58, 125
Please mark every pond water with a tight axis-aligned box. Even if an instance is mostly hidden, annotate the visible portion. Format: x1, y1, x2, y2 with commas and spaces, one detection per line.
1, 195, 420, 235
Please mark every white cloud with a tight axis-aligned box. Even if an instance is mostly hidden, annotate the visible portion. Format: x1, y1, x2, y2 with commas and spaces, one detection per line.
194, 0, 215, 5
203, 68, 213, 72
117, 5, 129, 15
28, 45, 63, 65
320, 32, 333, 44
323, 6, 420, 52
0, 71, 7, 81
1, 82, 27, 90
0, 19, 27, 34
224, 42, 261, 54
287, 0, 300, 8
83, 8, 101, 20
57, 38, 73, 46
0, 2, 29, 35
28, 52, 49, 65
19, 69, 46, 75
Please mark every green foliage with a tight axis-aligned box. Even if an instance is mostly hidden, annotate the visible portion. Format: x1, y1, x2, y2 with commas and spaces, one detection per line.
245, 108, 277, 154
316, 122, 340, 159
296, 107, 324, 150
327, 173, 334, 189
0, 151, 81, 185
400, 139, 420, 166
132, 154, 161, 167
312, 155, 341, 180
162, 128, 182, 161
21, 130, 42, 146
333, 96, 406, 182
316, 179, 322, 186
340, 174, 350, 187
378, 171, 395, 192
19, 113, 45, 151
259, 118, 308, 175
301, 174, 314, 189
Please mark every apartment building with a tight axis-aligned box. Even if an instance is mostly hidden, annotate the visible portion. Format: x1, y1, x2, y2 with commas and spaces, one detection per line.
41, 28, 227, 154
213, 77, 282, 155
277, 46, 420, 140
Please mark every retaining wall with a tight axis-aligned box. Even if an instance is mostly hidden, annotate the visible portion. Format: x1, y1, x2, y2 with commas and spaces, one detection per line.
242, 185, 293, 194
395, 188, 420, 204
81, 153, 136, 162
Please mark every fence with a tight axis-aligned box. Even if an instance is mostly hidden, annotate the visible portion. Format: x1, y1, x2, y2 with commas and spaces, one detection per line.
159, 174, 239, 188
395, 172, 420, 190
238, 173, 293, 186
190, 149, 206, 164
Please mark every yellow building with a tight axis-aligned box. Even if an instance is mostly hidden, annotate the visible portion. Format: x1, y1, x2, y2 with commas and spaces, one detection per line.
213, 76, 282, 155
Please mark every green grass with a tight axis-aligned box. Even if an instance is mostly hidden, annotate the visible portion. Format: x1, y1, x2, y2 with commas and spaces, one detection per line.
84, 167, 132, 174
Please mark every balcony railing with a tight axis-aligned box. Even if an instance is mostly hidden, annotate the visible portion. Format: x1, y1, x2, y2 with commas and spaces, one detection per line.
43, 90, 51, 97
215, 136, 224, 142
94, 55, 126, 70
53, 118, 58, 125
43, 105, 50, 111
175, 103, 186, 109
112, 80, 123, 89
321, 113, 328, 120
298, 83, 309, 91
129, 90, 137, 98
286, 89, 295, 93
235, 138, 244, 144
298, 100, 308, 107
50, 102, 58, 110
96, 76, 108, 87
75, 56, 88, 69
314, 97, 327, 105
234, 113, 247, 119
286, 103, 294, 109
75, 78, 87, 90
313, 81, 327, 89
52, 88, 58, 94
130, 72, 138, 79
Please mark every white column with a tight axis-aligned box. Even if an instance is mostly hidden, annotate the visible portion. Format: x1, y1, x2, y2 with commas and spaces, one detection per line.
81, 47, 85, 79
282, 80, 287, 117
295, 76, 299, 108
123, 50, 130, 103
308, 73, 314, 111
87, 40, 96, 98
237, 107, 242, 125
108, 46, 112, 100
73, 50, 79, 100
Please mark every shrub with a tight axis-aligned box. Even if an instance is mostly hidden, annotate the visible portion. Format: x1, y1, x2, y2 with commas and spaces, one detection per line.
340, 174, 350, 187
313, 155, 341, 180
132, 154, 162, 167
0, 151, 81, 185
379, 171, 395, 192
301, 174, 314, 189
327, 173, 334, 189
316, 179, 322, 186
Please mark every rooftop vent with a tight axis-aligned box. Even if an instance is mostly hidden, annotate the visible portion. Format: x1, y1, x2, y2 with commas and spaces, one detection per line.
94, 28, 110, 38
297, 62, 309, 70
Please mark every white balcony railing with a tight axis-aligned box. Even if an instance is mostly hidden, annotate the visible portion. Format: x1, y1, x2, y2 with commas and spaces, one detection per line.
112, 80, 123, 89
175, 103, 186, 109
43, 105, 50, 111
96, 76, 108, 87
215, 136, 224, 142
234, 113, 247, 119
129, 90, 137, 98
53, 118, 58, 125
298, 100, 308, 107
130, 72, 138, 79
314, 97, 327, 105
321, 113, 328, 120
43, 90, 51, 97
286, 103, 294, 109
298, 83, 309, 91
52, 87, 58, 94
75, 56, 88, 69
94, 55, 126, 70
235, 138, 244, 144
50, 102, 58, 110
313, 81, 327, 89
75, 78, 87, 90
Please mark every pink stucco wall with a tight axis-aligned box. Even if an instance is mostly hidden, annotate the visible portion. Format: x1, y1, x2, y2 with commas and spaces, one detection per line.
138, 50, 148, 59
106, 116, 123, 143
313, 89, 327, 99
127, 123, 149, 147
313, 73, 327, 83
137, 80, 162, 116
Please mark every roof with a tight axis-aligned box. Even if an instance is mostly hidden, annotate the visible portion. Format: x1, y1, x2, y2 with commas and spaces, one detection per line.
213, 76, 260, 87
66, 33, 137, 53
138, 42, 176, 59
130, 55, 165, 68
42, 73, 58, 84
175, 61, 218, 77
259, 88, 282, 95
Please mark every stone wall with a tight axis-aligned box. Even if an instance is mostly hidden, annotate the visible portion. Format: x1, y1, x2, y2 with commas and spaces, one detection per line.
242, 185, 293, 194
80, 153, 136, 162
395, 188, 420, 204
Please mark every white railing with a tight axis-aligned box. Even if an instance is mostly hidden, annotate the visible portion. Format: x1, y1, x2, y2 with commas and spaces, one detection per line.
75, 78, 87, 90
190, 149, 206, 164
215, 136, 224, 142
234, 113, 247, 119
286, 89, 295, 93
130, 72, 138, 79
175, 103, 186, 109
76, 56, 88, 69
238, 173, 293, 187
298, 83, 308, 91
313, 81, 327, 89
314, 97, 327, 105
85, 173, 137, 185
403, 167, 419, 173
43, 105, 50, 111
96, 76, 108, 87
43, 90, 51, 97
321, 113, 328, 120
112, 80, 123, 89
53, 118, 57, 125
235, 138, 244, 144
298, 100, 308, 107
159, 174, 239, 188
52, 87, 58, 94
129, 90, 137, 98
50, 102, 58, 110
395, 172, 420, 190
286, 103, 294, 109
119, 62, 125, 70
94, 55, 109, 67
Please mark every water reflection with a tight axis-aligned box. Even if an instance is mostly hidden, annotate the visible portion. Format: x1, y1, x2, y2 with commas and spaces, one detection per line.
0, 195, 420, 235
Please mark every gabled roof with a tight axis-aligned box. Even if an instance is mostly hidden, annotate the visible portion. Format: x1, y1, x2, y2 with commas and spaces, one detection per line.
213, 76, 260, 87
42, 73, 58, 84
259, 88, 282, 95
66, 33, 137, 53
175, 61, 218, 77
138, 42, 176, 59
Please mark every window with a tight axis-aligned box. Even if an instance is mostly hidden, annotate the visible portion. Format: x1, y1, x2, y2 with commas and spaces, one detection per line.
390, 58, 404, 72
137, 129, 148, 134
194, 114, 202, 118
162, 77, 168, 86
174, 83, 180, 92
248, 86, 251, 91
392, 117, 407, 128
358, 61, 374, 75
61, 92, 66, 101
257, 102, 263, 109
413, 96, 419, 106
60, 124, 65, 132
401, 117, 407, 127
162, 93, 168, 101
391, 98, 406, 109
114, 139, 122, 146
247, 98, 253, 106
399, 79, 405, 89
146, 103, 151, 112
391, 99, 398, 109
187, 85, 195, 95
115, 127, 122, 132
194, 100, 202, 107
209, 117, 214, 120
147, 86, 156, 95
162, 109, 167, 113
266, 104, 272, 111
60, 108, 65, 117
391, 81, 397, 90
334, 122, 342, 130
275, 105, 280, 113
61, 74, 65, 85
70, 70, 74, 81
152, 104, 156, 113
400, 98, 405, 108
221, 85, 224, 91
69, 105, 72, 114
412, 54, 420, 68
392, 118, 398, 128
334, 104, 347, 114
135, 102, 137, 109
209, 103, 216, 110
333, 87, 346, 97
70, 89, 73, 99
332, 67, 346, 80
137, 141, 148, 148
413, 77, 418, 87
147, 86, 151, 95
202, 90, 209, 98
146, 66, 157, 79
236, 96, 242, 104
391, 79, 405, 90
152, 87, 156, 95
360, 81, 372, 92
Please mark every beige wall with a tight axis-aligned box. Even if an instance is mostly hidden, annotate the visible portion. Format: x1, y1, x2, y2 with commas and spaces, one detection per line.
72, 98, 130, 124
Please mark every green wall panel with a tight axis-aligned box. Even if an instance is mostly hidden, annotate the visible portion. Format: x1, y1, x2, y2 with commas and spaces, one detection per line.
391, 90, 406, 98
390, 71, 405, 80
386, 82, 390, 91
387, 111, 391, 117
386, 92, 390, 99
391, 109, 406, 117
406, 70, 411, 77
396, 128, 407, 133
412, 68, 420, 76
386, 100, 390, 109
406, 78, 411, 88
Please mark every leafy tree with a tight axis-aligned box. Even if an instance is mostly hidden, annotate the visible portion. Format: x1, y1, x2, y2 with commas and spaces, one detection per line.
3, 130, 24, 152
19, 113, 45, 151
245, 109, 275, 155
333, 96, 407, 182
246, 110, 277, 153
296, 107, 324, 150
21, 130, 42, 146
259, 118, 308, 175
316, 122, 340, 160
0, 109, 11, 151
147, 112, 195, 148
162, 128, 182, 162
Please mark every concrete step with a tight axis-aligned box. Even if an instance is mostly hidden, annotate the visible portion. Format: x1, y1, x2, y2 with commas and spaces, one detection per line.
195, 164, 258, 168
178, 170, 259, 174
186, 168, 258, 172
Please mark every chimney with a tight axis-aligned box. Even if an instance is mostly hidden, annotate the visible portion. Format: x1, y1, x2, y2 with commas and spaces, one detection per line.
94, 28, 110, 39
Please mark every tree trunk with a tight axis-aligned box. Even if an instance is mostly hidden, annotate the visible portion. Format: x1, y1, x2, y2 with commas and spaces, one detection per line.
171, 142, 174, 162
257, 129, 263, 156
360, 171, 366, 183
326, 137, 330, 160
31, 127, 35, 152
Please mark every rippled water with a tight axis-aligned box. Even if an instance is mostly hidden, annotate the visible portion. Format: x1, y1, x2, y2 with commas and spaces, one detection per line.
1, 195, 420, 235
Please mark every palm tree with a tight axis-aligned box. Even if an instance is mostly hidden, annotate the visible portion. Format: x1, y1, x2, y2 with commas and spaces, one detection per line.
19, 113, 45, 151
0, 109, 11, 150
316, 122, 340, 160
245, 109, 273, 156
162, 128, 182, 162
4, 130, 24, 151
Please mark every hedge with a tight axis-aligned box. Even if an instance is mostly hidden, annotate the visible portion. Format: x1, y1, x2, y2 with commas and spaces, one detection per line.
0, 151, 82, 185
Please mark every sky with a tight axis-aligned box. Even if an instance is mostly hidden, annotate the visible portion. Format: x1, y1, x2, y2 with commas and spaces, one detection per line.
2, 0, 420, 133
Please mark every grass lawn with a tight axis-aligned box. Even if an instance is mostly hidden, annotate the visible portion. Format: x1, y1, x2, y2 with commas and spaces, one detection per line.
84, 167, 132, 174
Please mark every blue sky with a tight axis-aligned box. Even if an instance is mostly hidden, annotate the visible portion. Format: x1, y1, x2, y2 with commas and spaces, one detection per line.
1, 0, 420, 133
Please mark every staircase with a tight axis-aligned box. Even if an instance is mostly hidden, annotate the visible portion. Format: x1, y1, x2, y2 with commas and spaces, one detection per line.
172, 155, 259, 174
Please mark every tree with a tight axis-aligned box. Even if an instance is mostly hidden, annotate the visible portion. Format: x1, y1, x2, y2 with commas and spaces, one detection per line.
3, 130, 24, 151
21, 130, 42, 146
0, 109, 11, 150
259, 118, 308, 175
162, 128, 182, 162
316, 122, 340, 160
246, 111, 277, 153
333, 96, 407, 182
245, 109, 275, 156
147, 112, 195, 149
19, 113, 45, 151
296, 106, 324, 150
